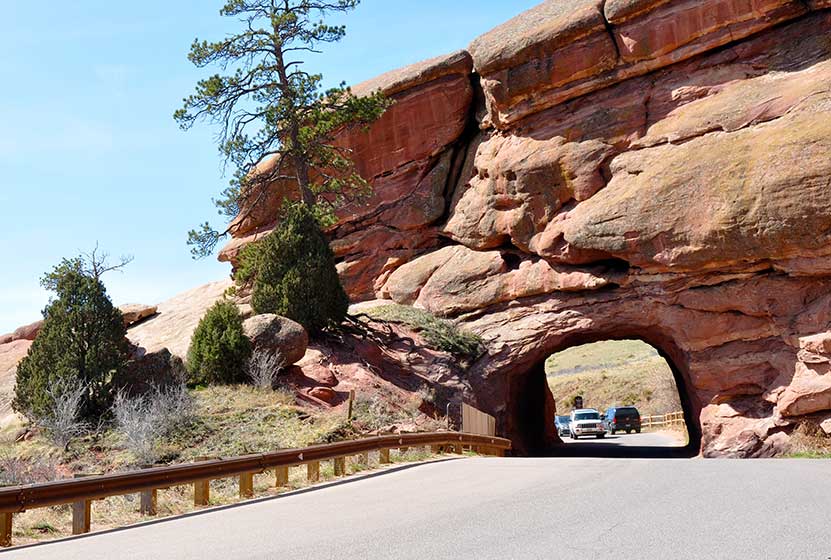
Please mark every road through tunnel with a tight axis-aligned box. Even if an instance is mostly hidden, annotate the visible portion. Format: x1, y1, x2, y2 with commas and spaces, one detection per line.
505, 333, 702, 458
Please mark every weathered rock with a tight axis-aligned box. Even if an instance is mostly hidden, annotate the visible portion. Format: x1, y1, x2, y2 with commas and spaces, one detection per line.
216, 8, 831, 457
384, 245, 615, 316
560, 94, 831, 272
308, 386, 338, 405
243, 314, 308, 366
820, 417, 831, 436
11, 320, 42, 342
119, 304, 158, 327
444, 135, 614, 252
0, 340, 32, 427
114, 348, 184, 397
127, 280, 233, 360
472, 0, 807, 127
469, 0, 617, 128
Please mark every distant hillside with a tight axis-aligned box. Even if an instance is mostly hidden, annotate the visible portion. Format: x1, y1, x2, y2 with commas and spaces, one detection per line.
546, 340, 682, 416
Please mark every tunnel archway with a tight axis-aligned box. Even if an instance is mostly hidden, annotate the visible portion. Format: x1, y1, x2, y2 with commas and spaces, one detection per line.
505, 329, 702, 458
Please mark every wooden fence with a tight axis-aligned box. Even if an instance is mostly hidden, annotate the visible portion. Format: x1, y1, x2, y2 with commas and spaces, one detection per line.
0, 431, 510, 548
461, 403, 496, 436
641, 411, 685, 428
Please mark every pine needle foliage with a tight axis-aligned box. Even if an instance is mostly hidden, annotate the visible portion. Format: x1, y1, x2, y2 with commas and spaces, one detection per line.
187, 301, 252, 385
251, 204, 349, 333
176, 0, 390, 257
13, 257, 130, 422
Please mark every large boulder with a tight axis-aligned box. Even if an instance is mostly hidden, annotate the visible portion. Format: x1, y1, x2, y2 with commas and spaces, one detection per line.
119, 304, 158, 327
242, 314, 308, 366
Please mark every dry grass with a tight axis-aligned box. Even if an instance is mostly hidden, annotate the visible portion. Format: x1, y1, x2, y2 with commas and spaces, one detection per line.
10, 446, 443, 546
785, 422, 831, 458
0, 384, 450, 545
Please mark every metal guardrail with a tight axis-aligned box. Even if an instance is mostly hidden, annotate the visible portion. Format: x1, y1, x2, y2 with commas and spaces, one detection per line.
641, 411, 685, 428
0, 431, 510, 547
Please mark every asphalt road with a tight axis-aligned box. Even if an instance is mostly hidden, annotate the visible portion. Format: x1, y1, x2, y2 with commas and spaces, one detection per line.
562, 430, 680, 447
6, 454, 829, 560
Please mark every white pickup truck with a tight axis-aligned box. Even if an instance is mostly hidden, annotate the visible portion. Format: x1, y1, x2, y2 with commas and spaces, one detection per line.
569, 408, 607, 439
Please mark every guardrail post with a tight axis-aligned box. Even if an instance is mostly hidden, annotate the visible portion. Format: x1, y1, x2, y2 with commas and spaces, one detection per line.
0, 512, 12, 547
72, 498, 91, 535
140, 489, 157, 516
71, 473, 92, 535
307, 461, 320, 482
379, 448, 390, 464
431, 444, 442, 454
194, 480, 210, 506
275, 466, 289, 488
334, 457, 346, 476
239, 472, 254, 499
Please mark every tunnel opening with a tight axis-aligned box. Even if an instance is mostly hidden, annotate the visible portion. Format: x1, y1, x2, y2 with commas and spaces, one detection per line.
507, 334, 702, 459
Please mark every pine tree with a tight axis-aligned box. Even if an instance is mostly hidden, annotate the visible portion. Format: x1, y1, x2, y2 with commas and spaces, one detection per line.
187, 300, 252, 385
176, 0, 389, 257
14, 256, 130, 422
251, 204, 349, 333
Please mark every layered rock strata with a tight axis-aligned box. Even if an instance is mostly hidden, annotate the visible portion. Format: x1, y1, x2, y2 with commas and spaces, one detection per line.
221, 3, 831, 456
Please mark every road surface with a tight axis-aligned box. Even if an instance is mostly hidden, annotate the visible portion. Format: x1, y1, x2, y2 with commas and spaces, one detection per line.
6, 454, 829, 559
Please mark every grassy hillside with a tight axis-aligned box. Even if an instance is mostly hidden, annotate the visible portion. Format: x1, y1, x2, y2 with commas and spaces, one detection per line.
546, 340, 682, 416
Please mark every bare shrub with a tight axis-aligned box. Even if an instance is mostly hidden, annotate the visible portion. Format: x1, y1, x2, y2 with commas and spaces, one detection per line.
247, 349, 285, 390
0, 451, 59, 486
29, 378, 88, 450
113, 382, 196, 465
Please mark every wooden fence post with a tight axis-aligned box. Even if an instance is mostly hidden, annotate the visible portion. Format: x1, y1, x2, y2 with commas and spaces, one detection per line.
334, 457, 346, 476
72, 498, 91, 535
194, 480, 210, 506
307, 461, 320, 482
0, 512, 12, 548
275, 466, 289, 488
347, 390, 355, 420
72, 473, 92, 535
379, 448, 390, 464
140, 489, 157, 516
239, 472, 254, 499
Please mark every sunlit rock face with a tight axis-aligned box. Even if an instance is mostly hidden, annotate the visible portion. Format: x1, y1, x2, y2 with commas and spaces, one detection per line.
221, 3, 831, 457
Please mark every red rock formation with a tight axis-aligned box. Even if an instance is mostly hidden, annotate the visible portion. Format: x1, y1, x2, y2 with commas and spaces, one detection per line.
219, 5, 831, 456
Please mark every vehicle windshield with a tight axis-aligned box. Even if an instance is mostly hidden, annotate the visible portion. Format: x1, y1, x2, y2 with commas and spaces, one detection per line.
574, 412, 600, 420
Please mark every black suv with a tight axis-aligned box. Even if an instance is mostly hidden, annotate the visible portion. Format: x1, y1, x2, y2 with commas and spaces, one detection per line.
604, 406, 641, 434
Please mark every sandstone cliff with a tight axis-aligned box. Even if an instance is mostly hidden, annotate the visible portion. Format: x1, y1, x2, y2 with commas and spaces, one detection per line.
220, 1, 831, 457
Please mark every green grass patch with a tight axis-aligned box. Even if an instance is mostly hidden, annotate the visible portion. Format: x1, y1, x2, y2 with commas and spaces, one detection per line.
366, 304, 483, 358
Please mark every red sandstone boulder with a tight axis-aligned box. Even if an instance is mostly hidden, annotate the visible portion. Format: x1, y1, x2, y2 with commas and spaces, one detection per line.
383, 245, 615, 316
119, 304, 158, 327
444, 134, 613, 252
242, 314, 308, 366
308, 386, 338, 405
559, 93, 831, 272
11, 320, 42, 342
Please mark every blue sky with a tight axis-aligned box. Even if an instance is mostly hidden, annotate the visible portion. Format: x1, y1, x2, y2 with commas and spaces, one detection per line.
0, 0, 539, 333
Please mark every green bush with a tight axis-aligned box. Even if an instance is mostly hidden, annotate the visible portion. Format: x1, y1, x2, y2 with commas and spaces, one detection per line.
13, 257, 130, 422
366, 304, 484, 358
187, 301, 251, 385
249, 204, 349, 333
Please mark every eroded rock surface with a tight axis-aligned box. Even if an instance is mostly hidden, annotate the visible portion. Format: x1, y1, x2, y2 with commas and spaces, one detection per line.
220, 5, 831, 456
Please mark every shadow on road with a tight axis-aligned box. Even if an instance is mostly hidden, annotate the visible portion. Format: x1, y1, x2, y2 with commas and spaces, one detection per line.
542, 434, 698, 459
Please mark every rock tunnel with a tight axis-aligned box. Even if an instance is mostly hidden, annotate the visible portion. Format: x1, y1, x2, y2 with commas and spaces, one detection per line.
504, 331, 702, 457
